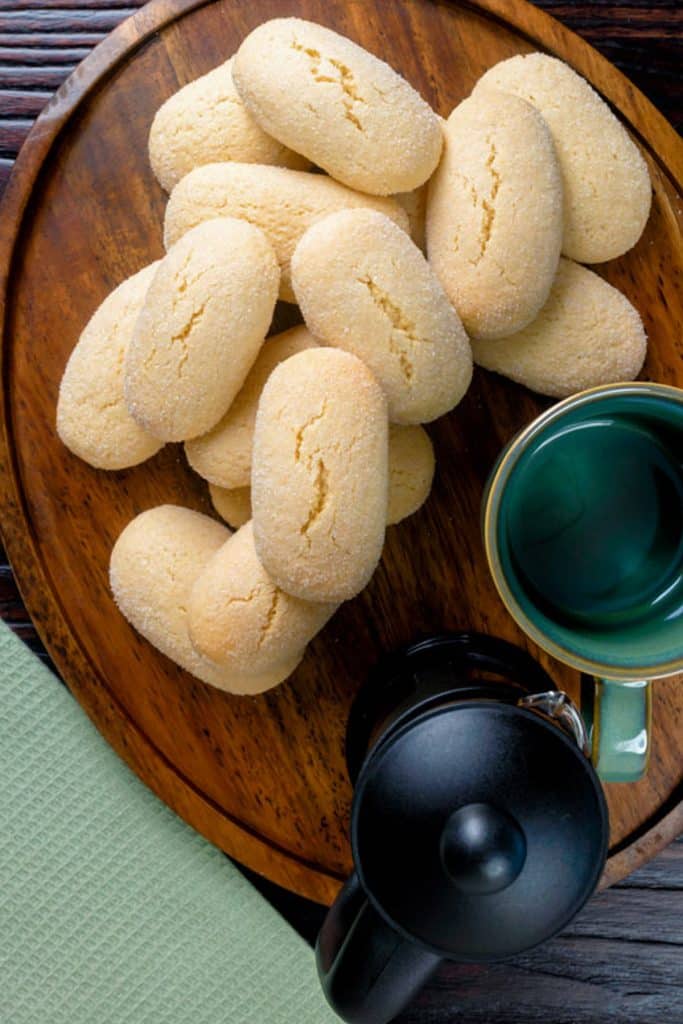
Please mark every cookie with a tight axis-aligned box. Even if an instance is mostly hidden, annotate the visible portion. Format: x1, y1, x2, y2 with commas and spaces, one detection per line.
148, 57, 308, 193
125, 217, 279, 442
109, 505, 301, 694
471, 258, 648, 397
475, 54, 651, 263
209, 483, 252, 528
56, 262, 164, 470
291, 209, 472, 423
233, 18, 442, 195
426, 90, 563, 341
163, 162, 409, 303
185, 325, 317, 489
394, 184, 428, 252
252, 348, 388, 602
387, 424, 435, 525
188, 521, 336, 671
206, 423, 433, 530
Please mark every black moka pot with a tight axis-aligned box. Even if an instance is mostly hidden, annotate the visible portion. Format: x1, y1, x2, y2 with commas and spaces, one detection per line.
316, 633, 609, 1024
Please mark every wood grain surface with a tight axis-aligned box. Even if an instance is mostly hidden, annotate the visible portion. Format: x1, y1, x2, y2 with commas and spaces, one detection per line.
1, 0, 682, 898
0, 2, 681, 1021
246, 834, 683, 1022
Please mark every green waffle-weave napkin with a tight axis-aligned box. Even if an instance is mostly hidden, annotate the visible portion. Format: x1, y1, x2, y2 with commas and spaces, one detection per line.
0, 619, 338, 1023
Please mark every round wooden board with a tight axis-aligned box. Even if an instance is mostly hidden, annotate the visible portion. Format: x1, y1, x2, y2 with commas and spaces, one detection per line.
0, 0, 681, 906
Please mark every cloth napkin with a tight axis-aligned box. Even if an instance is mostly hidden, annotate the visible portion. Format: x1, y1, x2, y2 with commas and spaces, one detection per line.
0, 619, 338, 1023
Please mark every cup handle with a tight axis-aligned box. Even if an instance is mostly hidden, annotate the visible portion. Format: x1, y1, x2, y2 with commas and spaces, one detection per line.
590, 679, 652, 783
316, 872, 442, 1024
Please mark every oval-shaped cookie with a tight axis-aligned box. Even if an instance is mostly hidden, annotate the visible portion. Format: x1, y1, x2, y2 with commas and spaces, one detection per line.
209, 484, 252, 528
164, 162, 409, 303
206, 423, 434, 529
57, 263, 164, 470
387, 424, 435, 525
148, 57, 308, 193
471, 258, 647, 398
188, 521, 336, 671
185, 325, 317, 489
291, 209, 472, 424
252, 348, 389, 603
475, 54, 651, 263
125, 218, 279, 442
394, 184, 428, 253
233, 18, 443, 196
426, 90, 563, 341
109, 506, 301, 694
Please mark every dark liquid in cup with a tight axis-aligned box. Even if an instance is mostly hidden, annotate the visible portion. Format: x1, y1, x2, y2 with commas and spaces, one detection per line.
503, 417, 683, 629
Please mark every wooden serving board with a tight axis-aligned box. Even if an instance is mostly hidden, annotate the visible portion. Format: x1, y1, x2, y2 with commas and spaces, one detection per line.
0, 0, 681, 906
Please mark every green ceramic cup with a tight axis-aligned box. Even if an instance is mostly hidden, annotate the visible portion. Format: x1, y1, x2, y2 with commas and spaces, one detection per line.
483, 382, 683, 783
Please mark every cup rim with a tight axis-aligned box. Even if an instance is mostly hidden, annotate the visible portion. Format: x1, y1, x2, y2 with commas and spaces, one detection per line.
483, 381, 683, 681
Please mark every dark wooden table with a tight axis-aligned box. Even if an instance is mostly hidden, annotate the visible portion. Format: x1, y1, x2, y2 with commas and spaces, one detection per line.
0, 2, 681, 1021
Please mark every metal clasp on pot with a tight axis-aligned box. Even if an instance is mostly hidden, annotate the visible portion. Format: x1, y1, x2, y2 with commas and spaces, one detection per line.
519, 691, 591, 758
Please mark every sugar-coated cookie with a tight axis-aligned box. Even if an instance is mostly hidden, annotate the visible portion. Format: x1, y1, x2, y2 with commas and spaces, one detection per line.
185, 325, 317, 489
188, 521, 336, 671
475, 54, 651, 263
387, 424, 435, 525
426, 90, 563, 341
206, 422, 433, 530
233, 18, 443, 195
164, 162, 409, 302
292, 209, 472, 424
252, 348, 388, 602
209, 483, 252, 528
148, 57, 308, 193
394, 184, 428, 253
109, 505, 301, 693
57, 262, 164, 470
471, 258, 647, 397
125, 218, 279, 442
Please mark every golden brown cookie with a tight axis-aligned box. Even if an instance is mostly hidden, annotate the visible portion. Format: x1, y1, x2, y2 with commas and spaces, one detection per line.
188, 521, 337, 671
475, 54, 651, 263
125, 218, 279, 442
471, 259, 648, 397
185, 325, 317, 489
208, 484, 252, 529
233, 18, 442, 195
57, 262, 164, 470
426, 90, 563, 341
148, 57, 308, 193
387, 424, 435, 525
110, 505, 301, 693
164, 162, 409, 302
292, 209, 472, 423
252, 348, 388, 602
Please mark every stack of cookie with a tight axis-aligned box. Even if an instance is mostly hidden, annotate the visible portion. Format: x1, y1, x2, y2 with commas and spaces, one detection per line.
56, 17, 651, 694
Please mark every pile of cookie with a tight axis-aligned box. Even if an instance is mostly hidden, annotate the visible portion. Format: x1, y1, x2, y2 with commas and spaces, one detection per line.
56, 17, 651, 694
